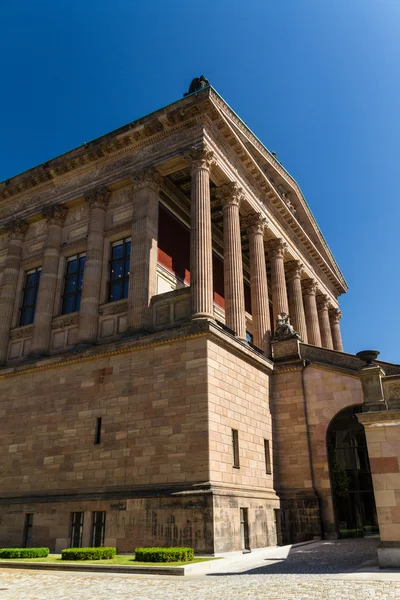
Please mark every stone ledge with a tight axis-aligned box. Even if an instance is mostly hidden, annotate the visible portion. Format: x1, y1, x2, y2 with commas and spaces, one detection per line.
378, 542, 400, 569
0, 561, 186, 576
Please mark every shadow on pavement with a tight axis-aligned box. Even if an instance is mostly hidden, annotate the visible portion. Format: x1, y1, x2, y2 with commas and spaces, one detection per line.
208, 539, 379, 576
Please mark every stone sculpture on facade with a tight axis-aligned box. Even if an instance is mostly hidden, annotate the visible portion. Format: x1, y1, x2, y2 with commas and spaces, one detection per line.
184, 75, 210, 96
274, 312, 300, 340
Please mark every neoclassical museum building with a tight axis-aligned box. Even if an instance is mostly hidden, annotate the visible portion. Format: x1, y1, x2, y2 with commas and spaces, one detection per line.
0, 79, 399, 565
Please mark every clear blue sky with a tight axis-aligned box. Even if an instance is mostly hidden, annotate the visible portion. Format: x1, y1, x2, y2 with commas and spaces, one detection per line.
1, 1, 399, 362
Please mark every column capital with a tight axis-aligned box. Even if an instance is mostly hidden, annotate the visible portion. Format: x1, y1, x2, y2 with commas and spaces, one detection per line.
329, 307, 342, 324
84, 186, 111, 209
216, 182, 245, 209
244, 212, 269, 236
267, 238, 287, 259
285, 260, 304, 281
4, 219, 29, 240
131, 167, 163, 193
42, 204, 68, 225
316, 294, 330, 311
185, 143, 215, 170
302, 278, 318, 296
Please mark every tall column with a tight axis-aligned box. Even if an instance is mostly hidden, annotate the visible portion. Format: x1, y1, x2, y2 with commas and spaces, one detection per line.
267, 238, 289, 328
30, 205, 67, 355
217, 182, 246, 339
329, 308, 343, 352
78, 186, 110, 344
0, 220, 28, 364
246, 213, 271, 356
286, 260, 308, 343
301, 279, 321, 346
127, 168, 162, 332
187, 144, 214, 320
317, 295, 334, 349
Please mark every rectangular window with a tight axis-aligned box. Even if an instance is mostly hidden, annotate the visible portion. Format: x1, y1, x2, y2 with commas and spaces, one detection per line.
70, 512, 84, 548
19, 268, 41, 326
108, 238, 131, 302
232, 429, 240, 468
62, 254, 86, 314
92, 511, 106, 547
94, 417, 102, 445
264, 439, 272, 474
23, 513, 33, 547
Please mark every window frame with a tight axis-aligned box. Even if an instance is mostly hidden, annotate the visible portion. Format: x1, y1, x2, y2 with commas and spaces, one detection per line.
232, 429, 240, 468
264, 439, 272, 474
91, 511, 106, 547
61, 253, 86, 315
108, 238, 131, 303
70, 512, 84, 548
19, 268, 42, 326
23, 513, 33, 548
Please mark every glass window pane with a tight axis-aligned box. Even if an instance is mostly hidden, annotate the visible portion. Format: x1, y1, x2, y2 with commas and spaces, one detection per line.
66, 259, 77, 274
64, 276, 77, 294
122, 279, 129, 299
125, 241, 131, 257
75, 293, 81, 312
25, 273, 36, 287
24, 288, 35, 306
112, 243, 123, 260
62, 295, 74, 315
35, 270, 41, 285
124, 257, 130, 277
109, 282, 121, 302
77, 273, 84, 291
111, 260, 123, 280
78, 256, 86, 271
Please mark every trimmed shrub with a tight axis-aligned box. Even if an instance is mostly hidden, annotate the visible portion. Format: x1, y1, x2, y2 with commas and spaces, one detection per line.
61, 547, 116, 561
0, 548, 49, 559
134, 547, 194, 563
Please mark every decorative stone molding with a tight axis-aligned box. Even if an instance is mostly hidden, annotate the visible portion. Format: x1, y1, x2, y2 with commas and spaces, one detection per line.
84, 186, 111, 209
131, 167, 163, 193
9, 325, 34, 340
301, 278, 318, 296
185, 143, 215, 170
285, 260, 304, 281
243, 212, 268, 236
316, 294, 330, 311
266, 238, 287, 259
51, 314, 79, 329
42, 204, 68, 225
329, 308, 342, 324
215, 182, 245, 208
99, 300, 128, 316
4, 220, 29, 240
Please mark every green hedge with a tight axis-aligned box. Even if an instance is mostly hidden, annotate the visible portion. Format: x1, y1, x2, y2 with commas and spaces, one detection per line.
134, 547, 194, 563
61, 547, 116, 561
0, 548, 49, 559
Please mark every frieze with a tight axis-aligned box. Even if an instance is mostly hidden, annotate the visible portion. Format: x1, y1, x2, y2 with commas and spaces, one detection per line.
25, 220, 47, 240
385, 382, 400, 401
300, 344, 363, 371
64, 205, 90, 225
99, 301, 128, 316
10, 325, 34, 340
51, 314, 79, 329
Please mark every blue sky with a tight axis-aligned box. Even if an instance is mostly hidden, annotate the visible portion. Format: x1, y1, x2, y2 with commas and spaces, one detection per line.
1, 1, 399, 361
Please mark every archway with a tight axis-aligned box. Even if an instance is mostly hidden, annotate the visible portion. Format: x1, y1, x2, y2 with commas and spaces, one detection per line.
327, 405, 379, 538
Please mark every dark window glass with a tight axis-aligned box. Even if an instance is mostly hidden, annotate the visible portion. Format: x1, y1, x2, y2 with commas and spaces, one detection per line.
246, 331, 253, 344
70, 512, 84, 548
92, 511, 106, 547
23, 513, 33, 547
62, 254, 86, 314
232, 429, 240, 468
94, 417, 102, 444
108, 239, 130, 302
20, 269, 41, 326
264, 439, 272, 474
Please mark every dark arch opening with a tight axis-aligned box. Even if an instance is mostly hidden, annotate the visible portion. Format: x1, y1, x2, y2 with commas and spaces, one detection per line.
327, 405, 379, 538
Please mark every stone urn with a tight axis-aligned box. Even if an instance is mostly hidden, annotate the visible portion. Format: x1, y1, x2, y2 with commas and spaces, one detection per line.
356, 350, 380, 365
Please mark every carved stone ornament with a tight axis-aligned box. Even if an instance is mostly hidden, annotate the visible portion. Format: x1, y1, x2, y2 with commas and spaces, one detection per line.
10, 324, 34, 340
4, 219, 29, 240
216, 182, 245, 209
267, 238, 287, 259
316, 294, 330, 311
84, 186, 111, 209
301, 278, 318, 296
244, 212, 268, 236
274, 312, 300, 340
41, 204, 68, 225
51, 314, 79, 329
131, 167, 163, 193
184, 75, 210, 97
185, 143, 215, 170
329, 308, 342, 324
285, 260, 304, 280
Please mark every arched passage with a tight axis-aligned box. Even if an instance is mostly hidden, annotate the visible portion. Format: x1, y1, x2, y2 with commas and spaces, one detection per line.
327, 405, 379, 538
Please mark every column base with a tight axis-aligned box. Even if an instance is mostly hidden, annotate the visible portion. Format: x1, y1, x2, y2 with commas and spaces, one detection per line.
191, 313, 215, 321
378, 542, 400, 568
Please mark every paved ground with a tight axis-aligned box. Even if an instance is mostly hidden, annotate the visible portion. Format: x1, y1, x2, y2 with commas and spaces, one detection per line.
0, 539, 399, 599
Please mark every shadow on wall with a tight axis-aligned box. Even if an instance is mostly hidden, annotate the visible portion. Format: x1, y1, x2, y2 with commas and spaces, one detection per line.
208, 538, 379, 576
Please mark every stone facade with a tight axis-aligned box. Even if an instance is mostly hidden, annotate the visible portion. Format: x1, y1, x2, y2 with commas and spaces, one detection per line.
0, 82, 398, 558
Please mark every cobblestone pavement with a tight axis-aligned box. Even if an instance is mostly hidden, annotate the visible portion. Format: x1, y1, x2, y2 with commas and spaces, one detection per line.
0, 540, 399, 600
